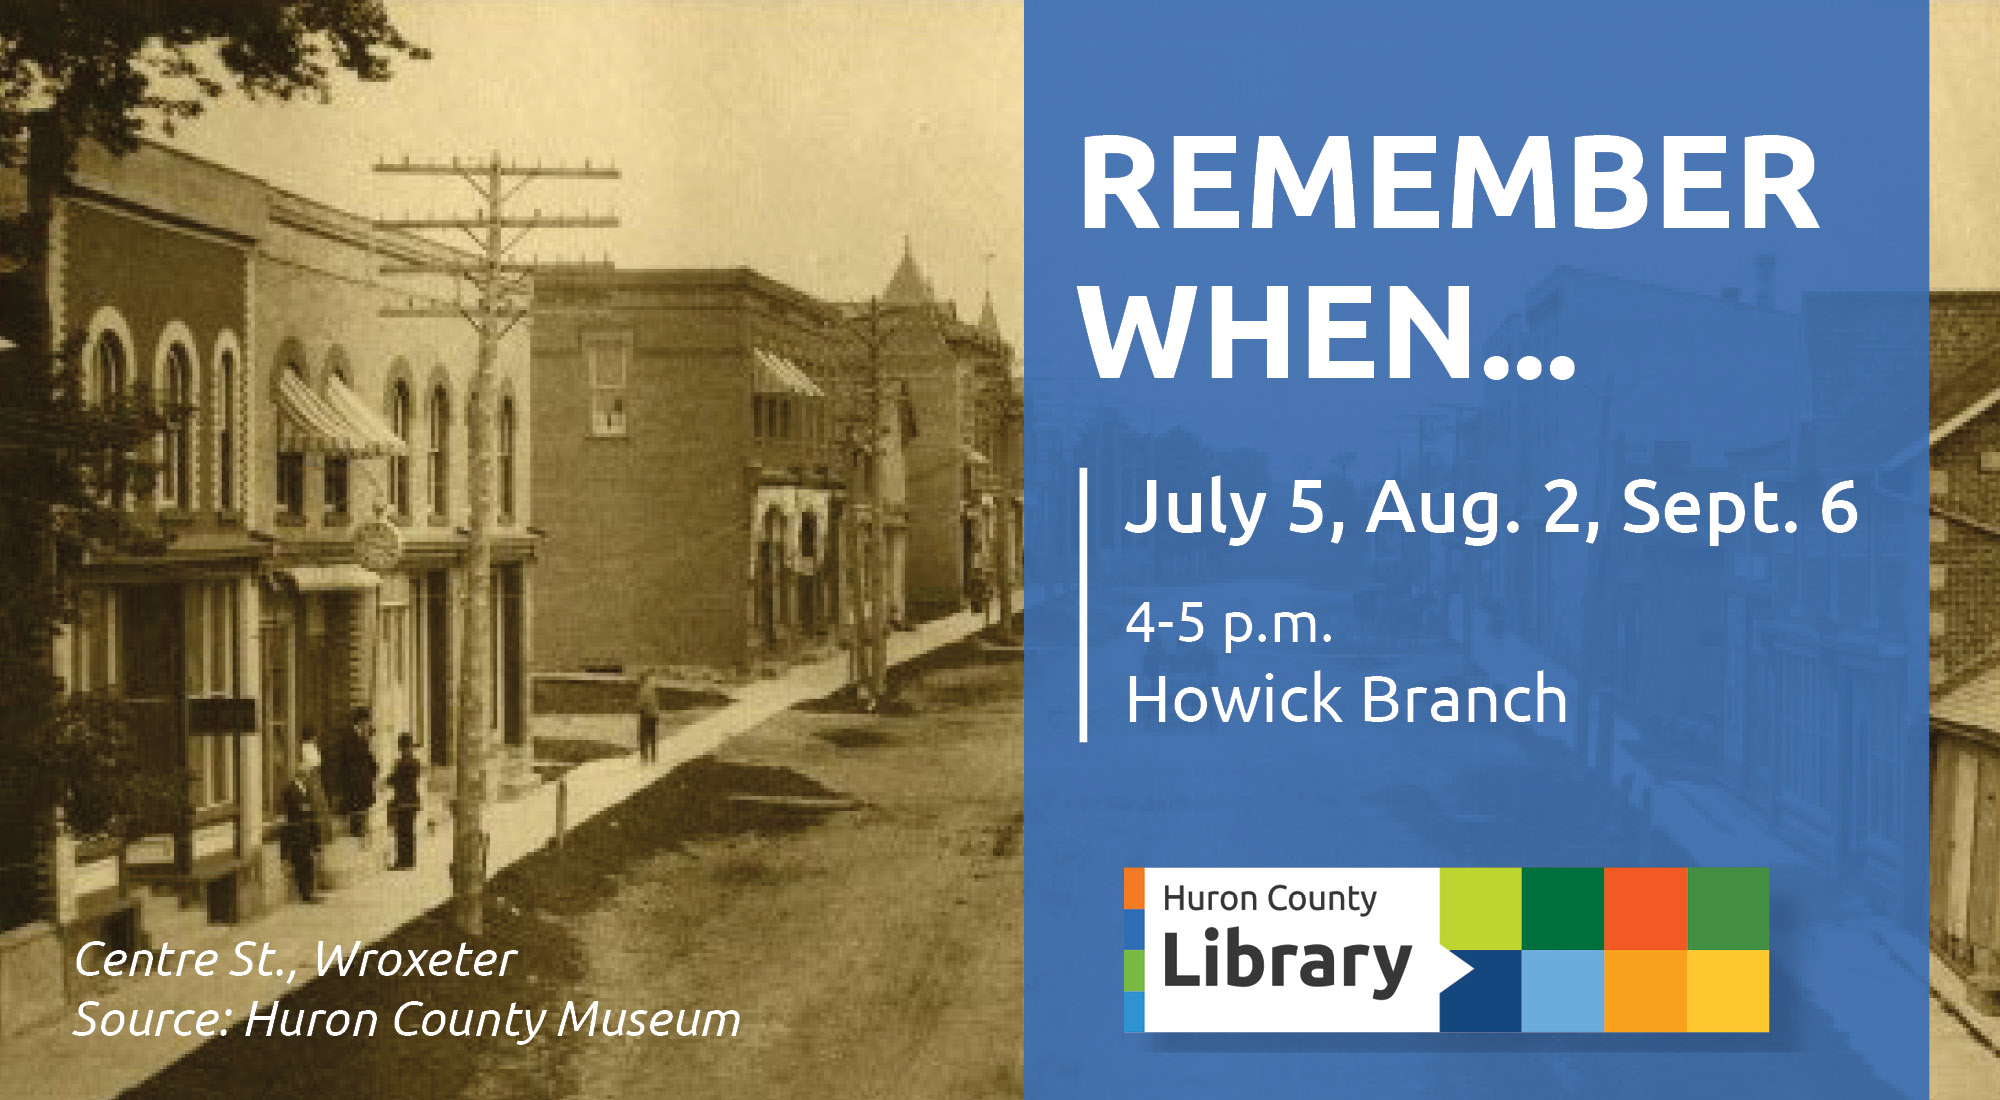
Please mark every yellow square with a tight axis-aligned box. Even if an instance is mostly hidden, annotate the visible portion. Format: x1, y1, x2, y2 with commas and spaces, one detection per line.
1686, 950, 1768, 1032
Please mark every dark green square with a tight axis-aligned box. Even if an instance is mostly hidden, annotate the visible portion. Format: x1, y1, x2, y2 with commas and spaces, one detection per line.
1687, 867, 1768, 949
1522, 867, 1603, 949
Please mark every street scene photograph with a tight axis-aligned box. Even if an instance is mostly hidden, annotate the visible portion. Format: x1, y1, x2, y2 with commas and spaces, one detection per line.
0, 3, 1024, 1097
1933, 4, 2000, 1096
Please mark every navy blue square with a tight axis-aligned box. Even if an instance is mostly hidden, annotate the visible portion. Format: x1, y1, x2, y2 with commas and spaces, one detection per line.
1441, 950, 1522, 1032
1123, 909, 1145, 950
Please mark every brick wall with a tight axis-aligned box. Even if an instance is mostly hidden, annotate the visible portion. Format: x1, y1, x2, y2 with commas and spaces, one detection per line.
1933, 293, 2000, 692
531, 271, 849, 671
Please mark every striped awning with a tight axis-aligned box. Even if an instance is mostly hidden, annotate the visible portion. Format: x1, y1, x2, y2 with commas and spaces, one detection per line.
278, 371, 407, 457
325, 376, 408, 456
753, 348, 825, 399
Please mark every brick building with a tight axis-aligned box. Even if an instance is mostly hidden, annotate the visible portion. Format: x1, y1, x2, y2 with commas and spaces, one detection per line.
0, 141, 536, 1033
530, 268, 863, 672
869, 244, 1018, 622
1930, 290, 2000, 993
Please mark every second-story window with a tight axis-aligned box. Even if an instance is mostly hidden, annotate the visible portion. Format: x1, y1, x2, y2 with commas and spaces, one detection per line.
276, 452, 304, 517
161, 344, 193, 509
92, 331, 129, 507
585, 334, 628, 436
387, 381, 411, 517
324, 454, 350, 519
428, 385, 449, 517
217, 351, 236, 512
323, 370, 351, 520
498, 398, 517, 519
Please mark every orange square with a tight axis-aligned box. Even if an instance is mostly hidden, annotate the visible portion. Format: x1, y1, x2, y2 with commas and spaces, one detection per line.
1124, 867, 1145, 909
1687, 950, 1768, 1032
1605, 867, 1687, 949
1604, 950, 1686, 1032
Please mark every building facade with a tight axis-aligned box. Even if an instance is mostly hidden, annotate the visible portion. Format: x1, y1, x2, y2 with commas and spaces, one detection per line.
530, 268, 860, 672
1, 141, 536, 1029
872, 245, 1018, 622
1931, 290, 2000, 996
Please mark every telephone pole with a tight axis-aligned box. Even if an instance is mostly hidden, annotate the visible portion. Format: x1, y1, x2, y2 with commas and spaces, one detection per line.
854, 300, 890, 706
374, 153, 618, 935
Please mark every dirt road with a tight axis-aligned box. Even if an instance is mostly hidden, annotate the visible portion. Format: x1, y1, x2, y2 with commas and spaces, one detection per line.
130, 641, 1024, 1100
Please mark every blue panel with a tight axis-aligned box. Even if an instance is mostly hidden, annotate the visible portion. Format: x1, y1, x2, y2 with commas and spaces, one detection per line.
1441, 950, 1523, 1033
1522, 950, 1606, 1033
1026, 0, 1926, 1095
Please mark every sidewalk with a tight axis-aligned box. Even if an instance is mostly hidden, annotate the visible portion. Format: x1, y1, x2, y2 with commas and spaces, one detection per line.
1468, 616, 1927, 1091
0, 607, 996, 1100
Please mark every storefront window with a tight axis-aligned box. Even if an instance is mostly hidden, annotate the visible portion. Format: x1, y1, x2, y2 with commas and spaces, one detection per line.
184, 583, 238, 809
260, 616, 293, 819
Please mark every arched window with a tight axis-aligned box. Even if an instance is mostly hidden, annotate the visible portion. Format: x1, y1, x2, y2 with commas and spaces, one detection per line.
799, 511, 818, 559
161, 344, 193, 508
90, 331, 130, 506
387, 381, 411, 517
217, 350, 236, 511
427, 386, 449, 517
498, 398, 517, 519
275, 363, 305, 517
322, 367, 350, 520
93, 331, 127, 406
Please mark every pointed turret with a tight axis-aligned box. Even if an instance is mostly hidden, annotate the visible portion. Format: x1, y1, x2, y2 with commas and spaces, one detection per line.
978, 290, 1000, 335
882, 236, 932, 304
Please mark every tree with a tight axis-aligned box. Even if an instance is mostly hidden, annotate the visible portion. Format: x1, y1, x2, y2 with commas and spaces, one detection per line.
0, 1, 425, 926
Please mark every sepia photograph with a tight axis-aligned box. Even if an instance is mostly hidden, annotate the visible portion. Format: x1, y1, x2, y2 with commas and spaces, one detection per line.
1932, 3, 2000, 1097
0, 3, 1024, 1097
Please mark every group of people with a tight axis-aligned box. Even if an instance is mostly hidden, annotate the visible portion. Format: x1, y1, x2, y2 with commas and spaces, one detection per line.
283, 673, 669, 906
278, 707, 426, 904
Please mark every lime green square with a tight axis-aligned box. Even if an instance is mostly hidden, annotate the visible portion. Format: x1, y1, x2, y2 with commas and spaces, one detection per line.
1441, 867, 1521, 949
1687, 867, 1768, 949
1124, 949, 1145, 992
1523, 867, 1603, 949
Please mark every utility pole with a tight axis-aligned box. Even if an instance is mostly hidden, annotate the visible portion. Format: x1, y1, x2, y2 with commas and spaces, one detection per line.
859, 300, 890, 706
374, 153, 618, 935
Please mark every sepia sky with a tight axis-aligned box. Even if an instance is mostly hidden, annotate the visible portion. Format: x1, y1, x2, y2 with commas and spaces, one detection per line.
165, 0, 1024, 350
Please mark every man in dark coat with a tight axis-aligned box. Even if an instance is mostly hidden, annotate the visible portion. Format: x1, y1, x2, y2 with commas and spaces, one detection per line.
635, 671, 661, 765
387, 734, 423, 870
344, 707, 380, 837
280, 770, 320, 903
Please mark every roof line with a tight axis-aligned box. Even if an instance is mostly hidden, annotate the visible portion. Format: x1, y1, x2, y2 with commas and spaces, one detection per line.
1933, 380, 2000, 447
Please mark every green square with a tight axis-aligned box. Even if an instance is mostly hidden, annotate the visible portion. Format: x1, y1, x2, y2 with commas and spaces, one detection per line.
1124, 949, 1145, 992
1522, 867, 1603, 949
1687, 867, 1768, 949
1441, 867, 1521, 949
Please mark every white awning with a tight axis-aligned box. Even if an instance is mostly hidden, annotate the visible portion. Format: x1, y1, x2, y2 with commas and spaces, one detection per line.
281, 564, 381, 592
277, 371, 407, 457
753, 348, 825, 398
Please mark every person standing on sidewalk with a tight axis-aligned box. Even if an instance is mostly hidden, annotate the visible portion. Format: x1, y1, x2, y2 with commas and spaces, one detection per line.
343, 707, 380, 838
281, 770, 321, 903
387, 734, 423, 870
636, 670, 661, 764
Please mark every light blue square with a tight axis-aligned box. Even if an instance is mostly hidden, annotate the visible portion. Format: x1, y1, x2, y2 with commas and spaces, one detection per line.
1521, 950, 1604, 1033
1123, 991, 1144, 1033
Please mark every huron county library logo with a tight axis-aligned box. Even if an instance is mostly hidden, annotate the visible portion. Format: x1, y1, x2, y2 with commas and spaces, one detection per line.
1123, 866, 1768, 1034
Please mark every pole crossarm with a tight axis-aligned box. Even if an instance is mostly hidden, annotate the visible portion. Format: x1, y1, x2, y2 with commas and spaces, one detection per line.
377, 260, 615, 277
376, 214, 620, 231
375, 157, 621, 180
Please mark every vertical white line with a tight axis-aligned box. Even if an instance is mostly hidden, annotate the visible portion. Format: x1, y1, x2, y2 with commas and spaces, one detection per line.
1079, 465, 1089, 743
